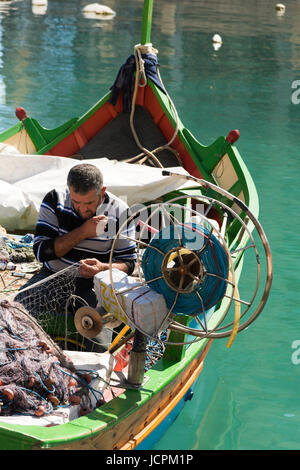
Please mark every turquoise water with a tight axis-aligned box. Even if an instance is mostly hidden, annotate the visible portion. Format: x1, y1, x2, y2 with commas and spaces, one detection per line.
0, 0, 299, 450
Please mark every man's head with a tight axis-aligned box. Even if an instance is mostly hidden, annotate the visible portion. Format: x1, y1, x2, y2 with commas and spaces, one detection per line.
67, 164, 106, 219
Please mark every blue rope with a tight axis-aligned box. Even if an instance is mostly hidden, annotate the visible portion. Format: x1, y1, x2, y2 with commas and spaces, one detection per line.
57, 367, 104, 402
34, 372, 55, 394
142, 223, 228, 316
18, 387, 53, 414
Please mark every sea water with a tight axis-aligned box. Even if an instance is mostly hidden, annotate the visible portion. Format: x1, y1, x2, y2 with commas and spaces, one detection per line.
0, 0, 299, 451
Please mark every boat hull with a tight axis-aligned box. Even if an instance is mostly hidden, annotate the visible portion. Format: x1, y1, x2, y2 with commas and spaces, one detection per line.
0, 339, 211, 450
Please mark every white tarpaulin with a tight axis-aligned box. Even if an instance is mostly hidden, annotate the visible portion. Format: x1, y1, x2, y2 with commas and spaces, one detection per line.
0, 153, 196, 231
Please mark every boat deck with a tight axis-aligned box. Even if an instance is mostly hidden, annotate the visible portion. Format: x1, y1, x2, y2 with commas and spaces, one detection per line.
73, 105, 180, 168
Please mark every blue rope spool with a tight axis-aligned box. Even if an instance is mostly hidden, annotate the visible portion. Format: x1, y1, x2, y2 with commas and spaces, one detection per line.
142, 223, 229, 316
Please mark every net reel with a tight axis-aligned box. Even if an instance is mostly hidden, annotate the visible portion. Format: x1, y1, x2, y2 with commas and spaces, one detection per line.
74, 306, 103, 339
74, 307, 119, 339
107, 173, 272, 347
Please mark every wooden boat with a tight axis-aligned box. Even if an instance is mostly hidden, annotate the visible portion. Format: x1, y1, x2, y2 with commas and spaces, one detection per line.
0, 0, 272, 450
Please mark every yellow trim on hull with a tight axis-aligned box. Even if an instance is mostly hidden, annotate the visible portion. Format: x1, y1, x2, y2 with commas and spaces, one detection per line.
120, 339, 212, 450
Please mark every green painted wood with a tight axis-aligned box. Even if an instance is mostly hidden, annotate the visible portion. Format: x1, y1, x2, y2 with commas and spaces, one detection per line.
32, 117, 78, 145
141, 0, 153, 45
164, 315, 191, 362
23, 118, 48, 149
0, 122, 23, 141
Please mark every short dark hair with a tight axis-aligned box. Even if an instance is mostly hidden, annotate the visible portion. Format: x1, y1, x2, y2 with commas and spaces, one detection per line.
67, 164, 103, 195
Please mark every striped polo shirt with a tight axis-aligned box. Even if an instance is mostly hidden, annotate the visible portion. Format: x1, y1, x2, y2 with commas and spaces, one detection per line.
33, 188, 136, 275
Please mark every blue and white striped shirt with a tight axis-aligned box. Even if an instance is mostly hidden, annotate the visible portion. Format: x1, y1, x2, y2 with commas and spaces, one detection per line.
33, 188, 136, 275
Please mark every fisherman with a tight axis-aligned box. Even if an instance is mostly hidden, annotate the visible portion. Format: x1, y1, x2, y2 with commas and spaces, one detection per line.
16, 163, 136, 351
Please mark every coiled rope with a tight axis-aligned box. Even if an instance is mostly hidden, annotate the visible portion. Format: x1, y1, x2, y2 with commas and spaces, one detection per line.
126, 43, 181, 167
142, 223, 228, 317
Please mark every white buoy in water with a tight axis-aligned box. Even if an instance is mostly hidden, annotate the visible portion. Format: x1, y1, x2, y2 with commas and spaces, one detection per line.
83, 3, 116, 18
32, 0, 47, 15
32, 0, 47, 5
212, 34, 222, 51
212, 34, 222, 44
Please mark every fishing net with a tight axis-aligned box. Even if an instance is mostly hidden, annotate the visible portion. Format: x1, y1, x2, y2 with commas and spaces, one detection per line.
14, 265, 80, 344
0, 299, 90, 418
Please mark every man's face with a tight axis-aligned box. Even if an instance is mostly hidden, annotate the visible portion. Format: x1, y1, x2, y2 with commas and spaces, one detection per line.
69, 186, 105, 219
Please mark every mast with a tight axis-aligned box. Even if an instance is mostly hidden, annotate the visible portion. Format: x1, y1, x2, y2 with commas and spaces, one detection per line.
126, 0, 155, 388
141, 0, 153, 45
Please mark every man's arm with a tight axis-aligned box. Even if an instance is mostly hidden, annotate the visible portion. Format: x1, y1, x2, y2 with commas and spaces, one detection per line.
34, 190, 108, 262
54, 215, 107, 258
78, 211, 137, 278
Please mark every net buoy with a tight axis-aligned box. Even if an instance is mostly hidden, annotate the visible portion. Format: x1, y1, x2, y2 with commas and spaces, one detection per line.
79, 406, 91, 416
48, 394, 60, 407
70, 395, 81, 405
34, 405, 45, 417
2, 388, 14, 401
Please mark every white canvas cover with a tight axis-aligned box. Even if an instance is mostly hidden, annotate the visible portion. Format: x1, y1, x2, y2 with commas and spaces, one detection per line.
0, 153, 195, 231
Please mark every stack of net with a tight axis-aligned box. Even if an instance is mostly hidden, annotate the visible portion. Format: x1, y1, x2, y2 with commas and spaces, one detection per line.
0, 299, 89, 417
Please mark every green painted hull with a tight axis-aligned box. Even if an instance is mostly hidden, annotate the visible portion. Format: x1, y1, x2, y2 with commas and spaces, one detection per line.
0, 339, 210, 450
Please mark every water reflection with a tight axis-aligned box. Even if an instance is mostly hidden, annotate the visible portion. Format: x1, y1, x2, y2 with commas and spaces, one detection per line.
159, 3, 176, 37
0, 0, 19, 15
192, 378, 235, 450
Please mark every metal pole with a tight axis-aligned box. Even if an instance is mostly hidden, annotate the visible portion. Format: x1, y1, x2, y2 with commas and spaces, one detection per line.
127, 330, 147, 386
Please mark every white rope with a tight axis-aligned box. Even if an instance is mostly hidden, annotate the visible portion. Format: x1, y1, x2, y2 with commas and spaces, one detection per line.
127, 43, 181, 168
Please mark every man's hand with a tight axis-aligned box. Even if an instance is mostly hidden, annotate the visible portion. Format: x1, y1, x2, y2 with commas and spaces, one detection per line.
54, 215, 108, 258
79, 258, 130, 278
79, 258, 106, 278
81, 215, 108, 238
